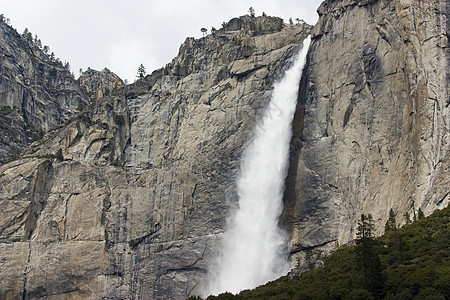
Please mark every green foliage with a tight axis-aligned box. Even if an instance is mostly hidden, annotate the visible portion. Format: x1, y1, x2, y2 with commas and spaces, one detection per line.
187, 296, 204, 300
76, 102, 85, 111
277, 20, 284, 31
417, 208, 425, 220
7, 146, 21, 160
64, 61, 70, 71
55, 148, 63, 160
385, 208, 397, 233
201, 27, 208, 37
113, 113, 125, 125
25, 121, 45, 142
111, 159, 123, 167
49, 67, 57, 77
203, 206, 449, 300
22, 27, 33, 43
137, 63, 146, 79
22, 148, 64, 161
0, 106, 14, 116
356, 213, 375, 241
404, 212, 412, 224
354, 214, 384, 297
248, 7, 255, 18
129, 239, 139, 247
207, 292, 235, 300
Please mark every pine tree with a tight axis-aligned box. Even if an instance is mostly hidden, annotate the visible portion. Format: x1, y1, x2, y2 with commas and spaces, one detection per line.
404, 212, 412, 224
22, 28, 33, 43
137, 63, 146, 79
356, 214, 384, 298
248, 7, 255, 18
384, 208, 396, 233
64, 61, 70, 71
356, 214, 375, 241
417, 208, 425, 220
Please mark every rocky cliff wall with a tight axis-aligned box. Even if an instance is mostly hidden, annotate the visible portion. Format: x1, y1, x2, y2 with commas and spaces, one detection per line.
0, 20, 88, 164
0, 15, 312, 300
283, 0, 449, 260
79, 68, 124, 101
0, 2, 448, 298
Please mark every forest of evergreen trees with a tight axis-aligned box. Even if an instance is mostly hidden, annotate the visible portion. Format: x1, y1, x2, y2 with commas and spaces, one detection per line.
194, 205, 449, 300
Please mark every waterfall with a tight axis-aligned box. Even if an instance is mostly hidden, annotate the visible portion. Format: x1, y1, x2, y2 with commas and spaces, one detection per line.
206, 37, 311, 296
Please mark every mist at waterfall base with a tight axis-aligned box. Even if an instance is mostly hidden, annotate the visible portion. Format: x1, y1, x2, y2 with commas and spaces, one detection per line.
205, 37, 311, 296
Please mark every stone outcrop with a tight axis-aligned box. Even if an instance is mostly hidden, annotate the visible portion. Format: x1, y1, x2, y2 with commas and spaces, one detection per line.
78, 67, 124, 101
283, 0, 449, 261
0, 20, 88, 164
0, 15, 312, 299
0, 2, 448, 298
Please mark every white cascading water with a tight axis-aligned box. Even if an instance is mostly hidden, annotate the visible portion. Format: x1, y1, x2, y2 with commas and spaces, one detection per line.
206, 37, 311, 296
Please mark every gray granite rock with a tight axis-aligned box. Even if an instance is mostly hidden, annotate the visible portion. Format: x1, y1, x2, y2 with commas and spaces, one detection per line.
0, 16, 312, 299
283, 0, 449, 265
0, 20, 88, 164
1, 2, 448, 297
79, 67, 124, 101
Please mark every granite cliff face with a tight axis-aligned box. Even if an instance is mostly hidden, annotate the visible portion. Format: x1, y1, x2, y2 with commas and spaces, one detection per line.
79, 68, 124, 101
0, 1, 448, 298
0, 15, 312, 299
0, 20, 88, 164
283, 0, 449, 259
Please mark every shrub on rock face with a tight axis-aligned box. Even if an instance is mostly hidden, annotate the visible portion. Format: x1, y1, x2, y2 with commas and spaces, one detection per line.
113, 113, 125, 125
55, 148, 63, 160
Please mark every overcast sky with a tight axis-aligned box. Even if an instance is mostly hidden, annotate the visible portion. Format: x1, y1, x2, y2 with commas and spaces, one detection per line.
2, 0, 323, 82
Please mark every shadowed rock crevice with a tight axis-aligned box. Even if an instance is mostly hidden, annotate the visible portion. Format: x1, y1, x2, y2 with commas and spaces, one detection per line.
24, 160, 54, 240
281, 49, 310, 243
